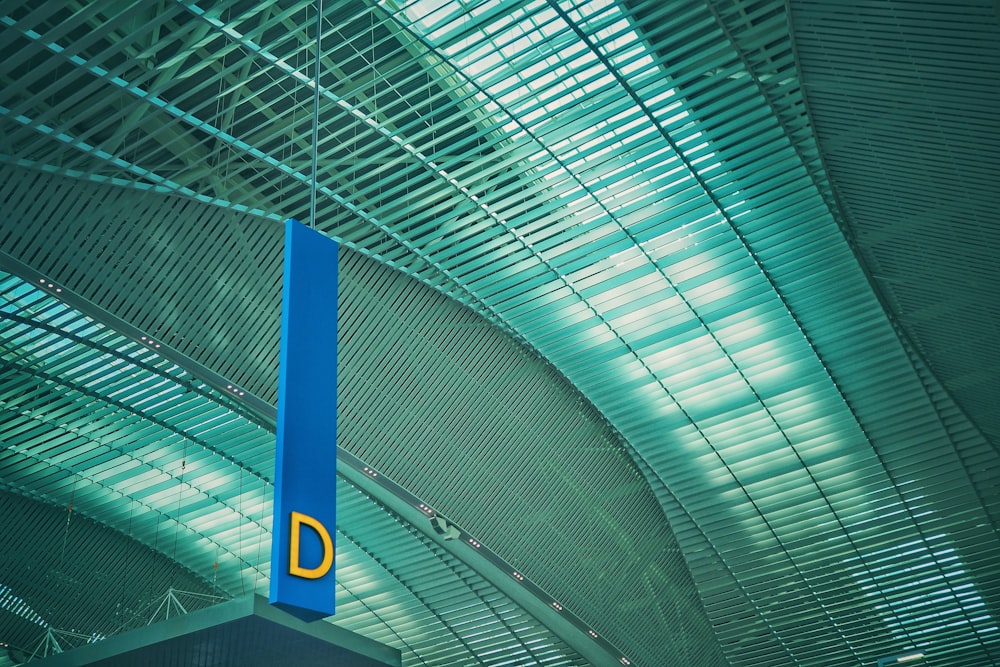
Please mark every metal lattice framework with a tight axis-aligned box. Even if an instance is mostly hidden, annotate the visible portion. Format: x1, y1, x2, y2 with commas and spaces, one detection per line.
0, 1, 998, 666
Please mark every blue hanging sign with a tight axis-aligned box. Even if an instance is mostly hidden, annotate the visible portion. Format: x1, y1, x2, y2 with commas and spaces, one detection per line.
269, 219, 338, 621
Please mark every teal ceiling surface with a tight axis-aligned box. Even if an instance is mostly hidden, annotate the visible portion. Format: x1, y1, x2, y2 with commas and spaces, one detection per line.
789, 0, 1000, 448
0, 253, 629, 666
1, 1, 998, 666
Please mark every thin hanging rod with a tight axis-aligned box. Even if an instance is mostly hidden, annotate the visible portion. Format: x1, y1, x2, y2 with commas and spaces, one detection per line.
309, 0, 323, 229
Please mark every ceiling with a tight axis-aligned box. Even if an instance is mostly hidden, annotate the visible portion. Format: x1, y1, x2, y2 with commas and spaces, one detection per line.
1, 1, 998, 666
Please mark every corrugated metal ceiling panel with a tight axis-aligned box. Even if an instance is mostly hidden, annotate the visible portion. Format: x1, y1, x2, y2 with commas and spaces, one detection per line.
789, 0, 1000, 449
1, 0, 998, 665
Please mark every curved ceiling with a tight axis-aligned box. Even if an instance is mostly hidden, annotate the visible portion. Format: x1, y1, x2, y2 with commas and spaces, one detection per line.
0, 191, 703, 666
1, 1, 999, 666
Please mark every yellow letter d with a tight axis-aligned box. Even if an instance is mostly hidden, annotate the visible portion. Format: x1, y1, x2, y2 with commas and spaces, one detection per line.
289, 510, 334, 579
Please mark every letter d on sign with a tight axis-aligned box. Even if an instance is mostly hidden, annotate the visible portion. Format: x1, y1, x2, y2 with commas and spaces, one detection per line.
289, 511, 334, 579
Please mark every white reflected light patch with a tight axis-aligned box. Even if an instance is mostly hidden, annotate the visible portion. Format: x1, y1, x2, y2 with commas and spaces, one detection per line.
0, 583, 49, 628
847, 531, 997, 648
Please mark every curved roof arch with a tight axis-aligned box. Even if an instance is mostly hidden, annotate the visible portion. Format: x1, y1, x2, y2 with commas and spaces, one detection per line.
1, 1, 999, 666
